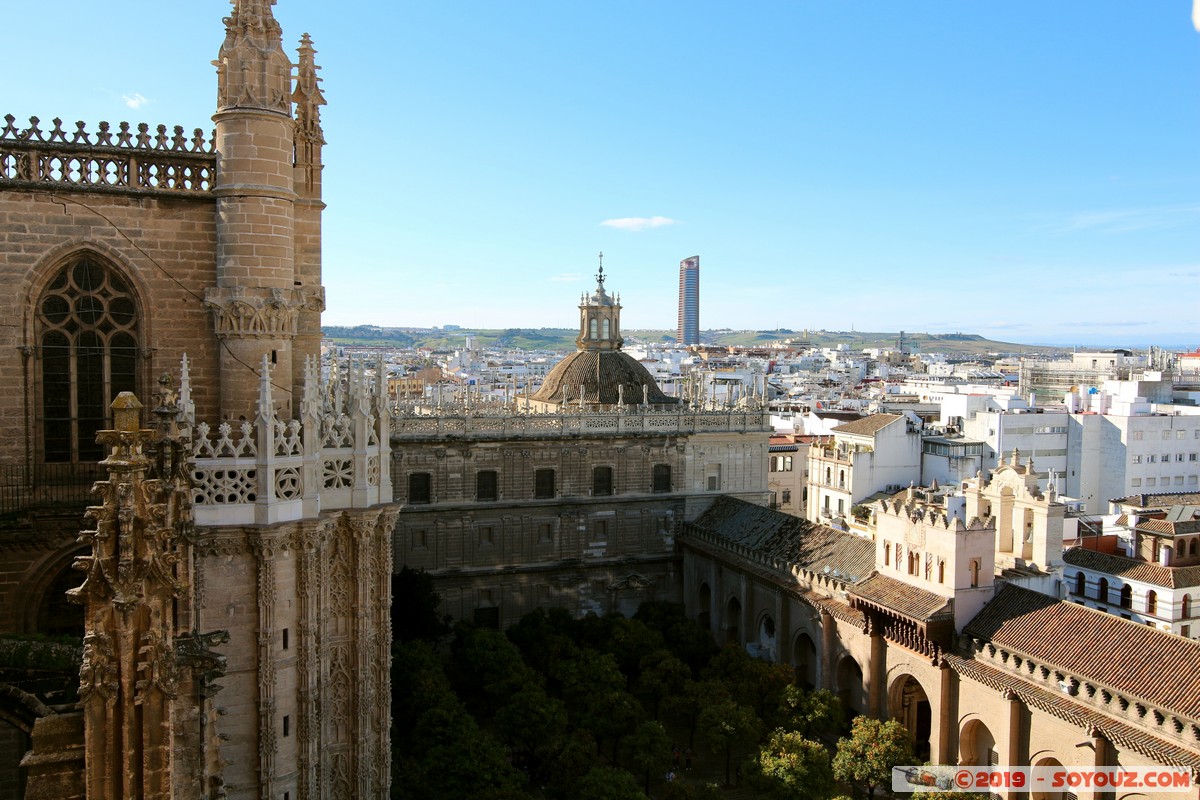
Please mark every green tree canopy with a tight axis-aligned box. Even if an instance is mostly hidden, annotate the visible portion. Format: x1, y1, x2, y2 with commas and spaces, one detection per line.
833, 717, 915, 800
745, 729, 835, 800
779, 686, 845, 739
576, 765, 648, 800
698, 696, 761, 786
620, 720, 672, 794
391, 567, 451, 644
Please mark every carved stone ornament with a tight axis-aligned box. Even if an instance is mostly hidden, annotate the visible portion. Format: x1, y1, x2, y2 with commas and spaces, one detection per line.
204, 285, 315, 339
215, 0, 292, 113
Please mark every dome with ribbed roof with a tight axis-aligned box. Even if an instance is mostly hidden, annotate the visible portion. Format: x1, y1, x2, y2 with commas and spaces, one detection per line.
530, 257, 677, 408
531, 349, 676, 407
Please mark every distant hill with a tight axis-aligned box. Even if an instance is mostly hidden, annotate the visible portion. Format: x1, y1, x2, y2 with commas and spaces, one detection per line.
322, 325, 1063, 358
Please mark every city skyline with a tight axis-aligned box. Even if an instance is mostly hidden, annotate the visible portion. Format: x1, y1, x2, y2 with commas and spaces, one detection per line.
8, 1, 1199, 347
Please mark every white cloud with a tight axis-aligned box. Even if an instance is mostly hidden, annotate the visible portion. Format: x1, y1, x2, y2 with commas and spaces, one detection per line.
1056, 204, 1200, 234
123, 92, 148, 110
600, 216, 678, 232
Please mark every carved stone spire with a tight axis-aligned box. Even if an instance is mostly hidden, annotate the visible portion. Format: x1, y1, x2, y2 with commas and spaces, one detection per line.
215, 0, 292, 113
294, 33, 326, 148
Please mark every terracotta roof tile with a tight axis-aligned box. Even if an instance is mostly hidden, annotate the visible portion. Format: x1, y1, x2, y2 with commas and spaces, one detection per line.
945, 654, 1200, 770
832, 413, 904, 437
1063, 548, 1200, 590
688, 496, 875, 581
964, 585, 1200, 719
850, 573, 953, 622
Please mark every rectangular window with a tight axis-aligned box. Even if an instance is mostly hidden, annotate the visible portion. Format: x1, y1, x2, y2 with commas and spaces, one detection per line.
408, 472, 432, 504
706, 465, 722, 491
1133, 431, 1144, 440
593, 466, 614, 496
413, 529, 428, 548
1132, 455, 1142, 464
1162, 453, 1170, 463
1190, 475, 1199, 485
282, 628, 289, 650
1177, 453, 1186, 462
1163, 430, 1172, 440
538, 522, 553, 542
1148, 455, 1157, 463
1183, 624, 1191, 638
479, 526, 494, 545
782, 489, 791, 505
476, 470, 498, 501
1178, 430, 1187, 439
1147, 477, 1157, 486
652, 464, 671, 493
283, 715, 290, 737
783, 456, 793, 471
1190, 453, 1197, 462
1131, 478, 1142, 487
534, 468, 555, 499
1176, 476, 1185, 485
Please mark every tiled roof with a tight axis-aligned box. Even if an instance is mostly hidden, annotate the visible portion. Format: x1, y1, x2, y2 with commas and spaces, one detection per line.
1063, 547, 1200, 590
850, 573, 953, 622
1113, 492, 1200, 510
946, 653, 1200, 771
689, 496, 875, 582
1139, 518, 1200, 537
832, 413, 903, 437
964, 584, 1200, 720
531, 350, 676, 406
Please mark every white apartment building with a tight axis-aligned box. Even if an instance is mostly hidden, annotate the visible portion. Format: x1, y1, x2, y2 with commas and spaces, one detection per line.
1066, 384, 1200, 513
806, 412, 922, 526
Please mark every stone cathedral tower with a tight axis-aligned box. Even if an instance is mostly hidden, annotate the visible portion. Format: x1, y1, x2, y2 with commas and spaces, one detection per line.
0, 2, 395, 799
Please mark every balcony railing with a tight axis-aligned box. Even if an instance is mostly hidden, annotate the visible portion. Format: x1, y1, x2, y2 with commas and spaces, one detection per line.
0, 463, 107, 517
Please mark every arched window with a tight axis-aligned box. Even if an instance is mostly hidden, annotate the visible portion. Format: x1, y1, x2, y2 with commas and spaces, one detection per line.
1074, 572, 1086, 596
1097, 577, 1109, 604
1120, 585, 1132, 609
1146, 590, 1158, 616
36, 256, 139, 463
601, 318, 610, 340
589, 318, 598, 339
1190, 539, 1198, 558
1182, 595, 1192, 619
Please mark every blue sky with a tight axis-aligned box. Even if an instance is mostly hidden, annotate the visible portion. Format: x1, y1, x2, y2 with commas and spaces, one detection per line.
8, 2, 1200, 347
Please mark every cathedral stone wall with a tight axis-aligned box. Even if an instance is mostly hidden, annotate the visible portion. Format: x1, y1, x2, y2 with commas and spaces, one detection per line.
391, 419, 770, 626
0, 189, 222, 437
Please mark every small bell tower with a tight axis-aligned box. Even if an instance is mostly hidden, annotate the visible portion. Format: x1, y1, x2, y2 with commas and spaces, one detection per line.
576, 252, 624, 352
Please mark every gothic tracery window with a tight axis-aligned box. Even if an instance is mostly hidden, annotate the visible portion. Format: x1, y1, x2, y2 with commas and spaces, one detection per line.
36, 256, 140, 463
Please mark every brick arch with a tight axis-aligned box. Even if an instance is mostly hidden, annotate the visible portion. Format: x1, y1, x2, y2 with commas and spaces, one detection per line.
1030, 754, 1065, 800
754, 609, 777, 661
18, 542, 88, 637
0, 684, 52, 736
791, 629, 818, 689
959, 716, 997, 766
887, 671, 933, 762
723, 593, 743, 646
834, 653, 866, 717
